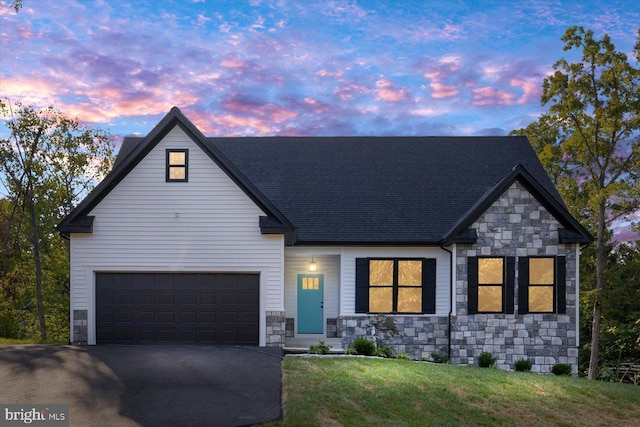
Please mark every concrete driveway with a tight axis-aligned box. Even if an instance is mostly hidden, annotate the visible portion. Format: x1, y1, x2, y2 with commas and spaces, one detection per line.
0, 345, 283, 427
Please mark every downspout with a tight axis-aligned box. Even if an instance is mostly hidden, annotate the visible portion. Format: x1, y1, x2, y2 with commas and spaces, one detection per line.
440, 244, 454, 361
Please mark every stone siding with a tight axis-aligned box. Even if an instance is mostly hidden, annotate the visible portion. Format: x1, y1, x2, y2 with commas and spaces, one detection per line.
453, 181, 578, 373
72, 309, 88, 345
265, 311, 286, 347
338, 316, 449, 360
336, 182, 579, 373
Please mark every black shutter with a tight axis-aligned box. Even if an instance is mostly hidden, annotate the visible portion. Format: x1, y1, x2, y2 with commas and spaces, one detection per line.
355, 258, 369, 313
518, 257, 529, 314
505, 256, 515, 314
556, 256, 566, 314
422, 258, 437, 314
467, 257, 478, 315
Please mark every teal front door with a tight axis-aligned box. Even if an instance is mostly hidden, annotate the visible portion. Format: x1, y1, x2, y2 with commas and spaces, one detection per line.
297, 274, 324, 334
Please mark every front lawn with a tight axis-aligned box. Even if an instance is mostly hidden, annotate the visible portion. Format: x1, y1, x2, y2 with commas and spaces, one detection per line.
272, 356, 640, 426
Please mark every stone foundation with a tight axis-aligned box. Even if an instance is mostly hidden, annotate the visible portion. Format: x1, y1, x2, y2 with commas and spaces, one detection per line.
449, 314, 578, 372
72, 310, 88, 345
285, 318, 294, 338
338, 315, 449, 360
326, 318, 338, 338
265, 311, 286, 347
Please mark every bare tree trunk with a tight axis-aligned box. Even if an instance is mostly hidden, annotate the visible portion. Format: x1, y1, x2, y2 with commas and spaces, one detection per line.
26, 189, 46, 342
588, 201, 606, 380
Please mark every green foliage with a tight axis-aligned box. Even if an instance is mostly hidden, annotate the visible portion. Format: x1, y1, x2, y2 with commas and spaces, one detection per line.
351, 337, 376, 356
512, 27, 640, 379
345, 347, 357, 355
515, 359, 533, 372
369, 314, 398, 347
309, 340, 331, 355
430, 353, 450, 364
551, 363, 573, 376
478, 352, 497, 368
579, 243, 640, 378
395, 352, 411, 361
0, 99, 113, 341
375, 345, 394, 358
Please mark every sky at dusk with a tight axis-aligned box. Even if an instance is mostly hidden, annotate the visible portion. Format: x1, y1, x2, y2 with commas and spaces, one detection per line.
1, 0, 639, 239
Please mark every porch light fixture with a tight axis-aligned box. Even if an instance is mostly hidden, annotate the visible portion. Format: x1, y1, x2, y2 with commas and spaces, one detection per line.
308, 256, 318, 273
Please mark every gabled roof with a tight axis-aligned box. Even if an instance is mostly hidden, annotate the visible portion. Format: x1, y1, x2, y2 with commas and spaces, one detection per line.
57, 107, 294, 240
443, 164, 593, 244
210, 136, 592, 245
59, 108, 593, 246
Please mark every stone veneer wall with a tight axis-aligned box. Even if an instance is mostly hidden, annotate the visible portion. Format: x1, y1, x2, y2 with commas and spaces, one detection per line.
265, 311, 286, 347
72, 309, 88, 344
338, 316, 449, 359
452, 181, 578, 373
336, 182, 579, 373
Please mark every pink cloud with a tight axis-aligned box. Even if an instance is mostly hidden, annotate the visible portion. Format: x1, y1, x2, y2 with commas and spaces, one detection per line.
334, 80, 370, 101
430, 82, 459, 99
220, 57, 249, 68
509, 77, 541, 104
472, 86, 517, 106
375, 78, 408, 102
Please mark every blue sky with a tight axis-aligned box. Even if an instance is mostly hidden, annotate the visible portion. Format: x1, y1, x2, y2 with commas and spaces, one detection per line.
1, 0, 639, 238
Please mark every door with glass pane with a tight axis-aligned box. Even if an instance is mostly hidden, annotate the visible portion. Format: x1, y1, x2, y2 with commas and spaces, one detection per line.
297, 274, 324, 334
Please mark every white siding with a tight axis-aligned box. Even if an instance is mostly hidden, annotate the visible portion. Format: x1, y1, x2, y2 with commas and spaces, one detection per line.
70, 126, 284, 345
282, 246, 452, 321
283, 252, 341, 335
340, 247, 451, 316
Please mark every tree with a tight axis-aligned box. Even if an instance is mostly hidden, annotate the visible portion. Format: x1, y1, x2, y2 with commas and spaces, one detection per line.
0, 100, 114, 341
0, 1, 23, 12
513, 27, 640, 379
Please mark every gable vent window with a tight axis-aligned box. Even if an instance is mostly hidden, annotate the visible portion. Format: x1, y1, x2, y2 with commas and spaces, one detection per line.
166, 149, 188, 182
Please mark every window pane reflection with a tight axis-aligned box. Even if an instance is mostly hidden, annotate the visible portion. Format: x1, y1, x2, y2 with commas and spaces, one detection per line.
478, 286, 502, 312
169, 151, 186, 165
398, 288, 422, 312
370, 287, 393, 312
169, 167, 186, 180
530, 258, 554, 284
370, 260, 393, 286
529, 286, 553, 312
478, 258, 503, 284
398, 261, 422, 286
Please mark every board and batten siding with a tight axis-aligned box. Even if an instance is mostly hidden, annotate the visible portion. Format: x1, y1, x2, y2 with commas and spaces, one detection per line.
70, 126, 284, 345
340, 247, 452, 316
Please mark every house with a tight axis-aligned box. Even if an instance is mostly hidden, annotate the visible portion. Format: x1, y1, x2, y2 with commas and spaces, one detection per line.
58, 107, 592, 372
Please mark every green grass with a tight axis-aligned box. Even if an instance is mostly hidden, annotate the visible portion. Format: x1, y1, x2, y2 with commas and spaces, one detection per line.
270, 357, 640, 427
0, 337, 41, 344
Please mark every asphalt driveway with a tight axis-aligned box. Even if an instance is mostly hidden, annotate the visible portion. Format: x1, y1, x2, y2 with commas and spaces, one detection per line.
0, 345, 283, 427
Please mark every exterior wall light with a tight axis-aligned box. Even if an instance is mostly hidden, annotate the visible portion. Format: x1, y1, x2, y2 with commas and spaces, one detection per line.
308, 257, 318, 273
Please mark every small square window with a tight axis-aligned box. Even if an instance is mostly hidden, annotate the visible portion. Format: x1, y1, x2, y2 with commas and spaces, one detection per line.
166, 149, 188, 182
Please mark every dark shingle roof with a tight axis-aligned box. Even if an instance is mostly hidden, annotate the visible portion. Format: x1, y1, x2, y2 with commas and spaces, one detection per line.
59, 108, 592, 245
209, 136, 566, 244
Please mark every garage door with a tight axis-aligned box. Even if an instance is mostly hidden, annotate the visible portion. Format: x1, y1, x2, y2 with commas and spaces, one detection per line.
96, 273, 259, 345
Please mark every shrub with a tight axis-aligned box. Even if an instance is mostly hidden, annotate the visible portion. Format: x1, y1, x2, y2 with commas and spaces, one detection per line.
551, 363, 573, 376
431, 353, 450, 364
478, 352, 497, 368
351, 337, 376, 356
396, 352, 411, 360
376, 345, 394, 358
515, 359, 533, 372
345, 347, 357, 355
309, 340, 331, 355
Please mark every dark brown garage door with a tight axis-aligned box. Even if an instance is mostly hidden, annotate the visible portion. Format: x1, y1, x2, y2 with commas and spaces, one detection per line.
96, 273, 259, 345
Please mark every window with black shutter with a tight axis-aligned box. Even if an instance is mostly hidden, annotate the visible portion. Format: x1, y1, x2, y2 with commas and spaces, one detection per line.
355, 258, 436, 314
468, 256, 515, 314
518, 256, 566, 314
